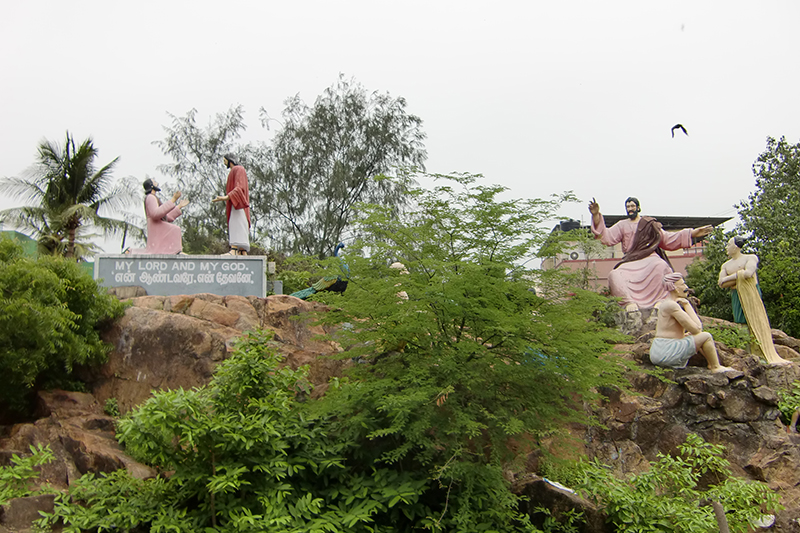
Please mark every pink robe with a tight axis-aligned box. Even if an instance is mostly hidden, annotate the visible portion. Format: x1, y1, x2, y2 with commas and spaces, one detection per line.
131, 195, 183, 254
592, 217, 692, 308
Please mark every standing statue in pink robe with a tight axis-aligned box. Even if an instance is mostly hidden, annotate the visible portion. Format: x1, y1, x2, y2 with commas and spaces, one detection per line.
588, 197, 712, 310
212, 154, 251, 255
130, 179, 190, 255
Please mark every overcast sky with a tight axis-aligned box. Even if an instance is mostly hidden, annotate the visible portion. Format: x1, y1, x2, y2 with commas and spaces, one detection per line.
3, 1, 799, 251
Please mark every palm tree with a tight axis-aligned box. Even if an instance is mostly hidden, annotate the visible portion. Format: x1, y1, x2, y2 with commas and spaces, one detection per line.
0, 132, 139, 259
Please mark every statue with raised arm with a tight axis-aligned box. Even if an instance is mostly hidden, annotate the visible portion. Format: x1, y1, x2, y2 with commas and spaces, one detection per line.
718, 236, 790, 366
588, 196, 712, 311
651, 273, 733, 373
130, 179, 190, 255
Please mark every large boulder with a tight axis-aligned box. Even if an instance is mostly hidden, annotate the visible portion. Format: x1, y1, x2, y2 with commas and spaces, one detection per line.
0, 495, 55, 533
84, 294, 349, 413
0, 390, 155, 492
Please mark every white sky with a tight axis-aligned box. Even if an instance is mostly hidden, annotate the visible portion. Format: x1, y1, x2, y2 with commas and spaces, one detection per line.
3, 1, 799, 251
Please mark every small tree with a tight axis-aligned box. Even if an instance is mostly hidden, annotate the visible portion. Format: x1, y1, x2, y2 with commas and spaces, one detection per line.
311, 172, 629, 529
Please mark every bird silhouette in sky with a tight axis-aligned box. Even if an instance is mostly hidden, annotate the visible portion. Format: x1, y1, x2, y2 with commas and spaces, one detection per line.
671, 124, 688, 138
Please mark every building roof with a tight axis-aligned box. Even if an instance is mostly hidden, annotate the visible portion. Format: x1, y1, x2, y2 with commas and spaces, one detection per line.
551, 215, 733, 233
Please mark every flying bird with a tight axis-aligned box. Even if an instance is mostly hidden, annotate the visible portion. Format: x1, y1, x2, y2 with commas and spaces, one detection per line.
671, 124, 688, 138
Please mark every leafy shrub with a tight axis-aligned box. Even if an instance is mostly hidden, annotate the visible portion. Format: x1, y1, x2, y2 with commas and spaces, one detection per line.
44, 331, 437, 532
103, 398, 120, 417
0, 444, 54, 505
704, 324, 752, 351
564, 434, 781, 533
777, 380, 800, 421
0, 237, 125, 413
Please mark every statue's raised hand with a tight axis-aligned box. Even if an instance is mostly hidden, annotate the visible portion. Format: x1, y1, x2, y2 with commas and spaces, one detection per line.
588, 198, 600, 216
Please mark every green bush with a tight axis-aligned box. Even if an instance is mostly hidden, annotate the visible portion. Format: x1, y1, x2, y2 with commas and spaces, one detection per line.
0, 444, 54, 505
704, 324, 752, 351
0, 237, 125, 413
563, 434, 781, 533
777, 380, 800, 421
43, 331, 437, 532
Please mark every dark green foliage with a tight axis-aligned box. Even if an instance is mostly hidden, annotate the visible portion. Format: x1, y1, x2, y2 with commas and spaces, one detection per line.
565, 434, 781, 533
46, 331, 436, 532
685, 227, 735, 322
777, 380, 800, 420
736, 136, 800, 336
0, 237, 125, 413
0, 445, 54, 505
0, 131, 138, 259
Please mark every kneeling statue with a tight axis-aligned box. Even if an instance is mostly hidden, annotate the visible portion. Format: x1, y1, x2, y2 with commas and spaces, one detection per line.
130, 179, 189, 255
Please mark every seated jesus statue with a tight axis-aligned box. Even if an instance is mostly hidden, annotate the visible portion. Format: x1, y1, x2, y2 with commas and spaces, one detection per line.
650, 273, 733, 373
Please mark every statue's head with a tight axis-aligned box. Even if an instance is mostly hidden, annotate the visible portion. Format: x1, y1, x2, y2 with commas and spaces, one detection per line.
624, 197, 640, 219
223, 153, 238, 168
143, 178, 160, 194
726, 236, 747, 256
663, 272, 686, 295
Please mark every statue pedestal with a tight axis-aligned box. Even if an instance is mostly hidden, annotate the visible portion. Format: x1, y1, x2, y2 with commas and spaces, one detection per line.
94, 254, 270, 297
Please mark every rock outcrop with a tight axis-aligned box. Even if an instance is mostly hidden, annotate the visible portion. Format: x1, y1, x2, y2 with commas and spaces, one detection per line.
0, 390, 155, 492
573, 317, 800, 530
84, 294, 348, 413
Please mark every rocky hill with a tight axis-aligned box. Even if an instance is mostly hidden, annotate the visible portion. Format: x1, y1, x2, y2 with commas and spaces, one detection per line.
3, 295, 800, 531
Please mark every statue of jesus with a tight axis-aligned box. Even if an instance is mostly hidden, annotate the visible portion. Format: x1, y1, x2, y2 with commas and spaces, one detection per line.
589, 196, 712, 311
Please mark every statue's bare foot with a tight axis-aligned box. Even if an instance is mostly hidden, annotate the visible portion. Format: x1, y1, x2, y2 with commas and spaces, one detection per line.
711, 365, 735, 373
625, 302, 639, 313
768, 358, 793, 367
